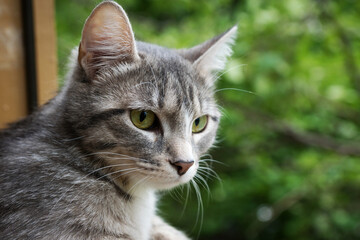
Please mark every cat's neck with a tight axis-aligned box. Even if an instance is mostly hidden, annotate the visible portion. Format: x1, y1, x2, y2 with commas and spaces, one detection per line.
124, 187, 157, 240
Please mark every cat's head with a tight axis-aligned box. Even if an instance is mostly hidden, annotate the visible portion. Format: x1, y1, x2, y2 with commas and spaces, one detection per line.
63, 1, 237, 192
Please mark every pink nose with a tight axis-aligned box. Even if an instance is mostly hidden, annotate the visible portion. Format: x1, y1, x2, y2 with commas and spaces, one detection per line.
170, 160, 194, 176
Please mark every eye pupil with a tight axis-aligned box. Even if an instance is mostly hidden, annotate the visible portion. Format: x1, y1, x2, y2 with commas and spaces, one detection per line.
139, 111, 147, 122
194, 118, 200, 126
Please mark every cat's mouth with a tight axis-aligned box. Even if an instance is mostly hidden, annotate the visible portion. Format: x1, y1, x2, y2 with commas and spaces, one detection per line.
130, 161, 198, 190
148, 161, 198, 189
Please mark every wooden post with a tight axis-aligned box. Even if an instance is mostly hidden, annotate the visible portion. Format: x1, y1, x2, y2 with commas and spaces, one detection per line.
33, 0, 58, 106
0, 0, 28, 128
0, 0, 57, 128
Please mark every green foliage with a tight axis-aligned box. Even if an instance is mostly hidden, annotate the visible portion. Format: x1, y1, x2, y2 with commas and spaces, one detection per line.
56, 0, 360, 239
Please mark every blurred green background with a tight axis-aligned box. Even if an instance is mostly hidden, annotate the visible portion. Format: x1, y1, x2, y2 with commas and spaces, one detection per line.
56, 0, 360, 239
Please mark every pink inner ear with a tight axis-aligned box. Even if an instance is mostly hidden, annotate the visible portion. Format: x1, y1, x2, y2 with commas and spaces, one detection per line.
78, 2, 139, 76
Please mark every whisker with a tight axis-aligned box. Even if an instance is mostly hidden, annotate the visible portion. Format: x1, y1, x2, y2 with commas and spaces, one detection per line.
49, 152, 146, 184
214, 63, 247, 82
128, 176, 152, 195
168, 186, 183, 203
200, 153, 213, 159
73, 168, 141, 202
85, 151, 152, 163
197, 167, 222, 182
61, 135, 85, 142
49, 161, 135, 196
194, 174, 210, 196
191, 179, 204, 239
98, 168, 140, 180
104, 156, 143, 162
199, 158, 227, 166
51, 167, 141, 216
180, 182, 191, 219
217, 105, 230, 120
215, 87, 255, 95
148, 62, 158, 83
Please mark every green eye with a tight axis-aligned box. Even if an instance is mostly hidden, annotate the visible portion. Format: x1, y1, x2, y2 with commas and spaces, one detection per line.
130, 110, 156, 130
192, 115, 208, 133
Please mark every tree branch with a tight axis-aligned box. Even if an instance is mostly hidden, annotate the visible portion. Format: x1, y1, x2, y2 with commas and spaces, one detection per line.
270, 121, 360, 156
231, 102, 360, 157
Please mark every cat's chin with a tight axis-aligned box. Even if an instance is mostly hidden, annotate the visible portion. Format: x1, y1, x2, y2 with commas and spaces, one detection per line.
151, 168, 197, 190
152, 178, 192, 190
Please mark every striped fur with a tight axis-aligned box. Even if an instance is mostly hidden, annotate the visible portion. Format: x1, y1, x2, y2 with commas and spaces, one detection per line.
0, 1, 236, 239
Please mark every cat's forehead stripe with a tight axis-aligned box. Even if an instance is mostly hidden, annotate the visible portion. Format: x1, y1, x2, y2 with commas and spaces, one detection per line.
150, 64, 193, 112
157, 67, 168, 109
78, 108, 125, 130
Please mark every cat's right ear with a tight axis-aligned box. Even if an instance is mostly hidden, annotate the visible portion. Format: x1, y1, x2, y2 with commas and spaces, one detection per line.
178, 26, 237, 85
78, 1, 140, 78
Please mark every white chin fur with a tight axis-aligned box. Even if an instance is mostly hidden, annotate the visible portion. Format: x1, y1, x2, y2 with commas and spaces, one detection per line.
151, 166, 197, 190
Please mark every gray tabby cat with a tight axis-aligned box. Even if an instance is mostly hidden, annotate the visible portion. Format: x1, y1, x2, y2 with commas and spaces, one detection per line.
0, 1, 236, 239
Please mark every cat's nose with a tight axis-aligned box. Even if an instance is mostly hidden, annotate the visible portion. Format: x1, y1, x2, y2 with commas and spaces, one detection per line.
170, 160, 194, 176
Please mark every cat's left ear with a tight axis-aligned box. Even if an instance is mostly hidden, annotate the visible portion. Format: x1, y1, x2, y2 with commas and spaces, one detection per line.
178, 26, 237, 82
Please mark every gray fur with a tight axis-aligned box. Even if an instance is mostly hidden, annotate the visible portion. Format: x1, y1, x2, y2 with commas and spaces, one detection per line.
0, 1, 236, 239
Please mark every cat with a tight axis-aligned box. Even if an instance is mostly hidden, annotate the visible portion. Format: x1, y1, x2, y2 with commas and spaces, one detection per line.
0, 1, 237, 239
